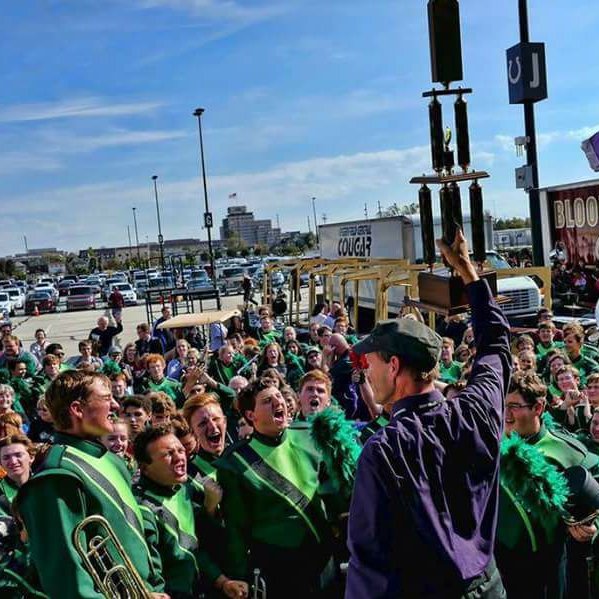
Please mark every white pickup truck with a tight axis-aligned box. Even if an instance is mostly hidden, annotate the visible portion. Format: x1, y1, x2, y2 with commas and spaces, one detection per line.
318, 215, 542, 322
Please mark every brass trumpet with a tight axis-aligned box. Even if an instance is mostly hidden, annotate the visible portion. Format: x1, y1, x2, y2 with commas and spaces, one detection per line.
72, 514, 152, 598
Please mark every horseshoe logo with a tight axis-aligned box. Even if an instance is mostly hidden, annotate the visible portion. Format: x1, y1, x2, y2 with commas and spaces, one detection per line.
508, 57, 522, 84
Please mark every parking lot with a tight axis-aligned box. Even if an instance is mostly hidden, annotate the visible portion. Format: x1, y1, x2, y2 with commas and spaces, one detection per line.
10, 294, 238, 359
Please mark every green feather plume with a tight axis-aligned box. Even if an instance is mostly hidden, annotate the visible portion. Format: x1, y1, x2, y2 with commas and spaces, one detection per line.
102, 359, 122, 377
309, 407, 362, 499
542, 411, 557, 431
500, 433, 570, 523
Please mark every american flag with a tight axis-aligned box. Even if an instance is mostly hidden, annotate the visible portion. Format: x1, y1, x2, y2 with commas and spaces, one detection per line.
228, 192, 237, 199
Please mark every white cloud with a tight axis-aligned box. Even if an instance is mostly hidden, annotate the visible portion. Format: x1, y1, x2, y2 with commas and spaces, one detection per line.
1, 145, 431, 254
495, 123, 599, 154
38, 128, 188, 153
0, 97, 162, 123
136, 0, 286, 22
0, 153, 62, 175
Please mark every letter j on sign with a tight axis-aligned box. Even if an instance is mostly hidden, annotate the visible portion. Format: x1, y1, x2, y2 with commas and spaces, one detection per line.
506, 42, 548, 104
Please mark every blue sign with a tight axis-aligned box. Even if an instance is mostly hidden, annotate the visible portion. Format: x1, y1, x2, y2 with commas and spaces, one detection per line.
506, 42, 548, 104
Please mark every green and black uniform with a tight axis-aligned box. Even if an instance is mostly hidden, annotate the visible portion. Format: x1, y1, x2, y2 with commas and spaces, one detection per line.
0, 476, 44, 598
15, 433, 164, 598
359, 413, 390, 445
207, 357, 244, 387
216, 429, 336, 598
438, 360, 463, 384
569, 353, 599, 386
189, 449, 219, 481
528, 422, 599, 598
142, 376, 185, 408
284, 352, 306, 392
134, 475, 222, 599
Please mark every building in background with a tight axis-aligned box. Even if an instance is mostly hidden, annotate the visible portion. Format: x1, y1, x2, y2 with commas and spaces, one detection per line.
220, 205, 281, 247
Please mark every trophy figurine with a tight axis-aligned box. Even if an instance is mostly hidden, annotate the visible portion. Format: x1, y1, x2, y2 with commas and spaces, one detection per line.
409, 0, 497, 314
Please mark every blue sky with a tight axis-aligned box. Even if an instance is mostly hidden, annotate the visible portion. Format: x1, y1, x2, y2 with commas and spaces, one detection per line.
2, 0, 599, 255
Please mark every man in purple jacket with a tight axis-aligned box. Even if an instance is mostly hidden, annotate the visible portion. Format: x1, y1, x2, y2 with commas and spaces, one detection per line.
345, 230, 510, 598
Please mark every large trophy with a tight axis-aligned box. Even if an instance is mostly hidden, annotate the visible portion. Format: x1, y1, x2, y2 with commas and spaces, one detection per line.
410, 0, 497, 314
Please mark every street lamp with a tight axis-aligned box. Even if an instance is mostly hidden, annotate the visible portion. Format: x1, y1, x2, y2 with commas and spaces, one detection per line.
127, 226, 133, 269
193, 107, 221, 309
152, 175, 165, 272
311, 196, 319, 246
132, 207, 141, 264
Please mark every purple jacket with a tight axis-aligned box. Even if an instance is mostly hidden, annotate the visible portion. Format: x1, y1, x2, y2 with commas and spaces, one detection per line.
346, 279, 511, 598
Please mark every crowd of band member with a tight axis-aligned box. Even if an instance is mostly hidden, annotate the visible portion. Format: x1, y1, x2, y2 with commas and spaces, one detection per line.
1, 294, 599, 598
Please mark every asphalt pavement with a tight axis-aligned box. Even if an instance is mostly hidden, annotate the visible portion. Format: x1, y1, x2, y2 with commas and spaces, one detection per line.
10, 294, 237, 358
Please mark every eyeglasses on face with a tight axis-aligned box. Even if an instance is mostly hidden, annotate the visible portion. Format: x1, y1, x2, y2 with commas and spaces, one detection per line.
506, 402, 533, 411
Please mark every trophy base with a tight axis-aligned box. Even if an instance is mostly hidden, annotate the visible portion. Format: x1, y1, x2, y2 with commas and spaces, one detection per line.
417, 269, 497, 315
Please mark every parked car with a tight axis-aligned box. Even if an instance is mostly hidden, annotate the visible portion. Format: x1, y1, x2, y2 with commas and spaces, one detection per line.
0, 292, 14, 317
102, 278, 123, 300
25, 291, 56, 314
148, 276, 174, 289
57, 279, 74, 296
186, 277, 214, 291
66, 285, 97, 311
33, 284, 58, 303
4, 287, 24, 310
136, 280, 149, 299
110, 283, 137, 306
218, 267, 246, 296
82, 277, 102, 294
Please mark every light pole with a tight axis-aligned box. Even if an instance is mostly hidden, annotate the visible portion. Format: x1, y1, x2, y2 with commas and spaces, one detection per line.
132, 207, 141, 264
127, 226, 133, 269
518, 0, 543, 266
152, 175, 165, 272
193, 107, 221, 308
311, 196, 319, 246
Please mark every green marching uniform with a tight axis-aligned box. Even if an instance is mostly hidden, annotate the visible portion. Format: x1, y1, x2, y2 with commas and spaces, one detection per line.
528, 420, 599, 598
359, 413, 390, 445
495, 433, 570, 597
570, 354, 599, 386
208, 354, 248, 388
284, 353, 306, 392
189, 449, 218, 480
15, 433, 164, 599
145, 376, 185, 408
0, 477, 45, 598
216, 429, 336, 599
134, 475, 222, 599
438, 360, 463, 384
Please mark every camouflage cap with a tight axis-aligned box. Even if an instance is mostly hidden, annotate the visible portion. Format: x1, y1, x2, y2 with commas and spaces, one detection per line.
352, 318, 442, 372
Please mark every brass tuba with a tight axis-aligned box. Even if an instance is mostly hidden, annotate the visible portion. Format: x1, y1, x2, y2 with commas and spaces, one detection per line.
72, 514, 152, 599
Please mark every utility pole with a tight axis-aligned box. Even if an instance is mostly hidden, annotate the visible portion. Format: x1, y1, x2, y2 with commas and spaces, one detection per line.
377, 201, 382, 218
127, 226, 133, 269
311, 197, 319, 246
506, 0, 548, 266
132, 207, 141, 263
152, 175, 165, 271
364, 203, 369, 219
193, 107, 221, 309
519, 0, 542, 266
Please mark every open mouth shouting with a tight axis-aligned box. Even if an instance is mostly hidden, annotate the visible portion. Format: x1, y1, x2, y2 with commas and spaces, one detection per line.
173, 460, 187, 478
308, 398, 321, 412
273, 405, 287, 426
205, 429, 223, 453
